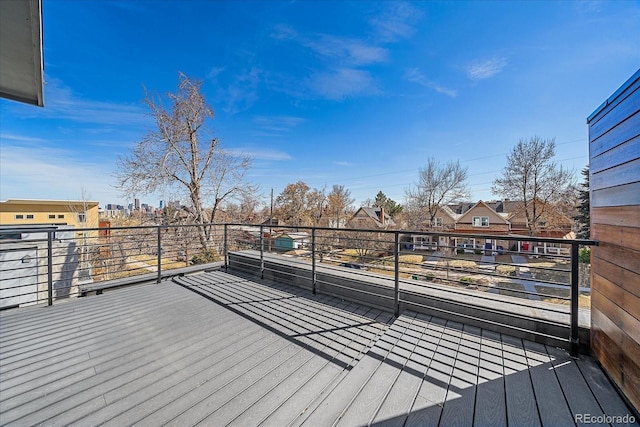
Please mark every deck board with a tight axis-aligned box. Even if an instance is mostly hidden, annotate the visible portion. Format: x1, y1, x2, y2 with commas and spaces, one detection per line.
502, 334, 542, 427
0, 270, 636, 427
336, 313, 419, 426
523, 340, 575, 427
473, 328, 507, 426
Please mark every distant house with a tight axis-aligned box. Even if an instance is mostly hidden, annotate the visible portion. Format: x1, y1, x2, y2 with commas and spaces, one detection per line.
349, 207, 396, 229
408, 199, 573, 254
499, 200, 573, 238
450, 201, 511, 253
410, 205, 458, 250
0, 199, 100, 238
274, 232, 310, 251
455, 200, 511, 235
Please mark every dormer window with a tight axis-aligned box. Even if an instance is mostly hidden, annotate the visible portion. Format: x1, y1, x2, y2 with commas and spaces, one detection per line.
472, 216, 489, 227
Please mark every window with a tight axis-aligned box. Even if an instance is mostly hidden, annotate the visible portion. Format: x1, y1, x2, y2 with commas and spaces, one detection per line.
26, 214, 34, 219
472, 216, 489, 227
15, 214, 24, 219
434, 217, 443, 227
58, 214, 65, 219
49, 214, 56, 219
78, 212, 87, 223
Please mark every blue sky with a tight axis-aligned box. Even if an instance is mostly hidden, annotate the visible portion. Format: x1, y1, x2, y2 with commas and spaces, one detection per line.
1, 0, 639, 209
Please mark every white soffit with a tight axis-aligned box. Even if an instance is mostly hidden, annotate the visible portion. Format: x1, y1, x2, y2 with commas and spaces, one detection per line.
0, 0, 44, 107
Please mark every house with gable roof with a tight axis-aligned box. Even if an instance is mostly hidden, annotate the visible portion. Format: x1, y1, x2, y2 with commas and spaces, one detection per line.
407, 199, 574, 254
451, 200, 511, 252
499, 199, 573, 238
349, 207, 396, 229
410, 205, 458, 250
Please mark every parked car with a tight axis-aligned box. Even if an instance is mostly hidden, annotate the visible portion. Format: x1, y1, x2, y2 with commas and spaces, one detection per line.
339, 262, 365, 270
457, 244, 480, 254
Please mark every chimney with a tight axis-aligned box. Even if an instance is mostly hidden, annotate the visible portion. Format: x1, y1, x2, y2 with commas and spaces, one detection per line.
380, 206, 385, 225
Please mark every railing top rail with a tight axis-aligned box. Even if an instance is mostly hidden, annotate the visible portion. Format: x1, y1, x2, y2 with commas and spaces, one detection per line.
224, 223, 597, 246
1, 222, 596, 247
0, 227, 59, 233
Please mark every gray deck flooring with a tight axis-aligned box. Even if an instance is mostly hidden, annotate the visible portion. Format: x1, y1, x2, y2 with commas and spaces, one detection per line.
0, 270, 636, 426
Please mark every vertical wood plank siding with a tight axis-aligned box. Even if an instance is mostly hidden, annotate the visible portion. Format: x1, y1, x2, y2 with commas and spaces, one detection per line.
588, 69, 640, 412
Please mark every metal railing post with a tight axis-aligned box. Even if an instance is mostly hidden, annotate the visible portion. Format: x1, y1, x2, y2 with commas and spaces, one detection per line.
570, 242, 580, 356
47, 230, 53, 306
394, 232, 400, 317
224, 224, 228, 271
157, 226, 162, 283
312, 228, 317, 294
260, 224, 264, 280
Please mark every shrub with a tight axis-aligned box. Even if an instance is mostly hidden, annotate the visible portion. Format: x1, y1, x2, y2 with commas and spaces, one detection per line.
456, 249, 464, 255
474, 249, 483, 255
460, 277, 473, 284
578, 247, 591, 264
191, 249, 219, 265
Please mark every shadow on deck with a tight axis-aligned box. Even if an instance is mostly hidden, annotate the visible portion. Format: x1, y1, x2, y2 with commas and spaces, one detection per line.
0, 270, 636, 426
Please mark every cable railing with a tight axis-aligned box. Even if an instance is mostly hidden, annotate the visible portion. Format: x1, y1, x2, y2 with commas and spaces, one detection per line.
223, 223, 596, 355
0, 224, 226, 307
0, 223, 596, 354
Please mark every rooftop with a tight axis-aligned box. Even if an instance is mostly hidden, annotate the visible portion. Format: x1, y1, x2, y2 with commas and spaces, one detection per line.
1, 269, 634, 426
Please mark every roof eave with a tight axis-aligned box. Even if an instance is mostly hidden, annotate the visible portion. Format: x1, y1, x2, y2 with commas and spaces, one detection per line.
0, 0, 44, 107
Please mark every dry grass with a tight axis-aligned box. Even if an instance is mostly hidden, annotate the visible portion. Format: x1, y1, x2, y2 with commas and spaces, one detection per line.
130, 255, 187, 270
542, 294, 591, 309
496, 265, 517, 275
372, 254, 424, 268
445, 259, 477, 268
527, 258, 570, 269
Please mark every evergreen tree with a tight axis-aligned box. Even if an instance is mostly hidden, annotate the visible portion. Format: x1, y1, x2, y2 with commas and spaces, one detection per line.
373, 191, 403, 218
574, 166, 590, 239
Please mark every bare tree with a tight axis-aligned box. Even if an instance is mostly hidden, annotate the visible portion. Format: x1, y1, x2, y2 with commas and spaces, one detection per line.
224, 193, 266, 224
492, 136, 574, 236
275, 181, 311, 226
326, 185, 354, 228
66, 187, 96, 281
308, 187, 327, 226
344, 224, 394, 265
116, 73, 256, 251
405, 158, 469, 228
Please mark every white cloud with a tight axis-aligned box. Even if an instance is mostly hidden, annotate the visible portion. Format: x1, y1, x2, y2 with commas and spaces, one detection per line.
308, 68, 379, 100
334, 161, 353, 167
404, 68, 458, 97
252, 115, 305, 133
270, 24, 298, 40
226, 147, 292, 161
369, 2, 423, 42
12, 77, 149, 126
207, 66, 225, 80
0, 144, 120, 204
220, 67, 262, 114
466, 57, 508, 81
269, 26, 389, 101
305, 35, 388, 66
0, 134, 46, 143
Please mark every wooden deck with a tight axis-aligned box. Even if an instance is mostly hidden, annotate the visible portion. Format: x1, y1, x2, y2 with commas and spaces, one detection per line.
0, 270, 636, 426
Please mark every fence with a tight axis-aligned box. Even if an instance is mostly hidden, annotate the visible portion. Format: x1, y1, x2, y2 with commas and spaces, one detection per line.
0, 223, 596, 354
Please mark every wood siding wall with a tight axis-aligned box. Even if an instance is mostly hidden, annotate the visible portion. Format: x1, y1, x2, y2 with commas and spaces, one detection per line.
588, 70, 640, 412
